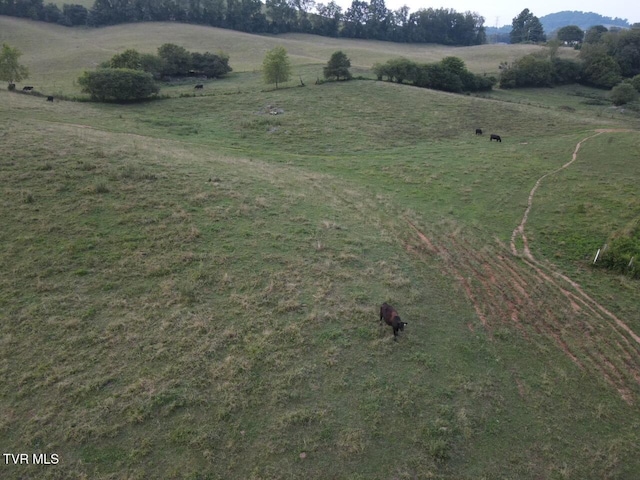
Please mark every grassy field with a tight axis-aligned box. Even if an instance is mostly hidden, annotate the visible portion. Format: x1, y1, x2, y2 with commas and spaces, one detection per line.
1, 16, 640, 480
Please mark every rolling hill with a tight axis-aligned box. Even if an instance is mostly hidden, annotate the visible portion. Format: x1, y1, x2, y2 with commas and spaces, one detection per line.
1, 16, 639, 480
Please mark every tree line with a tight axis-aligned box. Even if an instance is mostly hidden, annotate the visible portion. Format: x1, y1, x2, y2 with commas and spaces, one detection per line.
373, 56, 495, 93
499, 24, 640, 94
0, 0, 486, 46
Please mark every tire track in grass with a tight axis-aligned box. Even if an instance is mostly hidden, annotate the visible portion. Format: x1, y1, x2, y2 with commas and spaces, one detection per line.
507, 129, 640, 403
405, 130, 640, 403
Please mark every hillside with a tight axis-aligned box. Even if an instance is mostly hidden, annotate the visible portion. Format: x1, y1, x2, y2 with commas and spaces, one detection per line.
1, 17, 640, 480
486, 10, 632, 42
540, 10, 631, 33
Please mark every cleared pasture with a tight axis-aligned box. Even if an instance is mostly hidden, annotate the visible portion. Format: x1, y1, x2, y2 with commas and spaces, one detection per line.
1, 16, 639, 480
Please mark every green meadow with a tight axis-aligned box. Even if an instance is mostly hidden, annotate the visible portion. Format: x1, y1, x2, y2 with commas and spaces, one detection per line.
1, 16, 639, 479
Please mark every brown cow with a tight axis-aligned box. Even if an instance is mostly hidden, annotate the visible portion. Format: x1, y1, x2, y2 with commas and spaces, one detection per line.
379, 302, 408, 340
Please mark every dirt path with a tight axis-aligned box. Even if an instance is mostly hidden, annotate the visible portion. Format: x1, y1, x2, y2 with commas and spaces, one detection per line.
405, 129, 640, 404
510, 129, 634, 260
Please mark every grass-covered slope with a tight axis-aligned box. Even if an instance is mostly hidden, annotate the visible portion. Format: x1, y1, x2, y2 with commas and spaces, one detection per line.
1, 17, 639, 480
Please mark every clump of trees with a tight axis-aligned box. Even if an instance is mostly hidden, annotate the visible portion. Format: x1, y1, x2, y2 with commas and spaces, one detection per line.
373, 56, 495, 93
579, 27, 640, 87
499, 52, 582, 88
101, 44, 232, 80
0, 43, 29, 89
500, 25, 640, 100
79, 43, 231, 101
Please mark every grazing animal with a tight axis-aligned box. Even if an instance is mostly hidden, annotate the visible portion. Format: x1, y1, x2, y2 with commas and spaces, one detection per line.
475, 128, 483, 135
22, 86, 33, 91
46, 96, 54, 102
194, 84, 204, 89
489, 134, 502, 142
379, 302, 408, 340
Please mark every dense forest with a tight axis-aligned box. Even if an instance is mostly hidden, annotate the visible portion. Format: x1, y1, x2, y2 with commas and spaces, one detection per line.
0, 0, 486, 45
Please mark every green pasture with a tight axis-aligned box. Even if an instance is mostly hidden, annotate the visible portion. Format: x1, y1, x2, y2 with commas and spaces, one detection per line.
1, 16, 639, 479
1, 16, 579, 96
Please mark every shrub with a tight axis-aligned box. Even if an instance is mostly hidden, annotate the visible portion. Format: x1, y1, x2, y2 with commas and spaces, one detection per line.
609, 82, 638, 106
78, 68, 159, 101
191, 51, 232, 78
551, 58, 582, 84
499, 54, 552, 88
596, 218, 640, 279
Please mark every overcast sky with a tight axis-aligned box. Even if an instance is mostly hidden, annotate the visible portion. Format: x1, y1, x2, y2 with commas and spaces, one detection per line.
331, 0, 639, 27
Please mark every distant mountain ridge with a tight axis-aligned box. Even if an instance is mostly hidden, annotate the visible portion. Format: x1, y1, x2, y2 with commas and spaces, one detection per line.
539, 11, 630, 33
485, 10, 631, 41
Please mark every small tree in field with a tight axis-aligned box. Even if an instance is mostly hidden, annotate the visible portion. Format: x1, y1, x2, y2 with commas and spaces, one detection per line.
324, 51, 351, 81
0, 43, 29, 89
263, 46, 291, 88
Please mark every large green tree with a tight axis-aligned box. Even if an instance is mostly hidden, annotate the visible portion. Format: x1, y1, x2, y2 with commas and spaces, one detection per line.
557, 25, 584, 44
0, 43, 29, 89
323, 51, 352, 81
510, 9, 546, 44
157, 43, 192, 77
262, 46, 291, 88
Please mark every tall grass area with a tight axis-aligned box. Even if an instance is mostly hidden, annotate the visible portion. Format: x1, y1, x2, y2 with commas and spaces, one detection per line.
1, 17, 640, 479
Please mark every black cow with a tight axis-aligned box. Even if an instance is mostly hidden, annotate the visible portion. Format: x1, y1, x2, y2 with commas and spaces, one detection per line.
22, 86, 33, 91
490, 134, 502, 142
475, 128, 482, 135
380, 302, 408, 341
194, 84, 204, 89
47, 96, 54, 102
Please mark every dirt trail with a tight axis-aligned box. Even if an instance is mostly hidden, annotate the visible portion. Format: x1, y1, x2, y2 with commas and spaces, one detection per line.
406, 129, 640, 404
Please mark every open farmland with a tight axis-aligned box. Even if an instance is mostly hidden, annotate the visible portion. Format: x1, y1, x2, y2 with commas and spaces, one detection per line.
1, 16, 639, 479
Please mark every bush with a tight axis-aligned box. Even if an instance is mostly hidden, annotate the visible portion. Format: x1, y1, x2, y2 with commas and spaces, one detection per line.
596, 218, 640, 279
191, 51, 232, 78
609, 82, 638, 106
78, 68, 159, 101
551, 58, 582, 84
499, 54, 552, 88
581, 53, 622, 88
